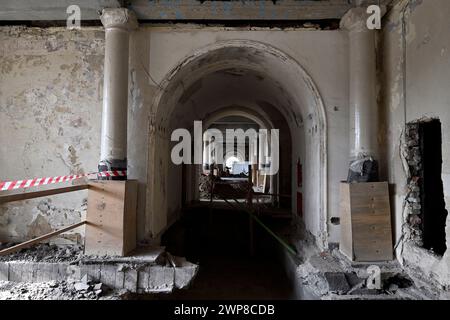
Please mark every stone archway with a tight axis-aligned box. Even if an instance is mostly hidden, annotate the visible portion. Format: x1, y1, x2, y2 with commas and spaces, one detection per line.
190, 106, 282, 200
147, 40, 328, 248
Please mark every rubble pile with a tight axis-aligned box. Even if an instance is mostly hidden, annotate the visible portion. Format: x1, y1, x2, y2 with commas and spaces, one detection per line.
72, 275, 108, 299
0, 243, 83, 263
0, 243, 199, 300
0, 279, 127, 300
293, 244, 445, 300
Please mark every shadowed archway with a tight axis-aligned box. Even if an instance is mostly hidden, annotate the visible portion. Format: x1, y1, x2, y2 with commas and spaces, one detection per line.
148, 40, 328, 247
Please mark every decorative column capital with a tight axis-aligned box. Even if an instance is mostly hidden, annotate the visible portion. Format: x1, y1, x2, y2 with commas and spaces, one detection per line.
340, 6, 386, 33
340, 7, 370, 32
100, 8, 138, 30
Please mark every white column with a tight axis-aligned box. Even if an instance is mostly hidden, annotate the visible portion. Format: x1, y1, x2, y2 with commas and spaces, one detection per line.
202, 139, 208, 170
99, 8, 138, 178
341, 7, 379, 163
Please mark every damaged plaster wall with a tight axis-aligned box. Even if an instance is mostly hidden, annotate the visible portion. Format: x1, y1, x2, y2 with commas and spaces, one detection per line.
0, 26, 104, 244
0, 24, 350, 248
128, 29, 153, 241
380, 0, 450, 287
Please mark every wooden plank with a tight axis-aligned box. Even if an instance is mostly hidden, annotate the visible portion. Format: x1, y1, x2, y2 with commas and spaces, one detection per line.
340, 182, 393, 262
0, 221, 86, 256
123, 181, 138, 256
84, 180, 137, 257
339, 182, 353, 260
85, 181, 126, 256
0, 184, 89, 204
351, 182, 393, 261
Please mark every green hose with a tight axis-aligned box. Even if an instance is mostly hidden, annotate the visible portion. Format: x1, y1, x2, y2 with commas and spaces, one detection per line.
250, 213, 298, 256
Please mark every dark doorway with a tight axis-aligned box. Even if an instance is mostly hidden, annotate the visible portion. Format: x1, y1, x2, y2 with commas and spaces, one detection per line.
419, 120, 448, 256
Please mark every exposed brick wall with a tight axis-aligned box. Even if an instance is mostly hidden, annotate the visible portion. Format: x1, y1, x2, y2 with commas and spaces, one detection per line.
404, 123, 424, 246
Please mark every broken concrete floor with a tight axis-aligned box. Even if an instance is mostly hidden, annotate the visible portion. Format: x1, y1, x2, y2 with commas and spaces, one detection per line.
0, 279, 130, 300
144, 255, 294, 300
0, 211, 448, 300
0, 243, 199, 300
284, 235, 450, 300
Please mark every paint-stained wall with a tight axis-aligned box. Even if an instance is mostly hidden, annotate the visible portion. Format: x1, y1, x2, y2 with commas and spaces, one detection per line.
381, 0, 450, 287
0, 26, 104, 243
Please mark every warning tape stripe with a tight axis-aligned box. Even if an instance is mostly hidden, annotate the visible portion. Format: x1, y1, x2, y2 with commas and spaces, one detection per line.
0, 170, 127, 192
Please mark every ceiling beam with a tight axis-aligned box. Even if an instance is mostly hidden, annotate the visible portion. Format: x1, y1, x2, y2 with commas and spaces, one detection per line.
132, 0, 352, 21
0, 0, 120, 21
0, 0, 392, 21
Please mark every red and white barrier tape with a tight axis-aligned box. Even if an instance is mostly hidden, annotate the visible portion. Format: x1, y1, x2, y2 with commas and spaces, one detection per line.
0, 170, 126, 192
97, 170, 127, 178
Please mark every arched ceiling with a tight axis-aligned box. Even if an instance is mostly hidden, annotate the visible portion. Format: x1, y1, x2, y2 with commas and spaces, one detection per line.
150, 40, 328, 242
168, 69, 300, 132
155, 41, 326, 137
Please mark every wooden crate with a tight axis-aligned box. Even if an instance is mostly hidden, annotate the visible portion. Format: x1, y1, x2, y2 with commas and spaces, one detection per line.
340, 182, 393, 262
85, 180, 138, 256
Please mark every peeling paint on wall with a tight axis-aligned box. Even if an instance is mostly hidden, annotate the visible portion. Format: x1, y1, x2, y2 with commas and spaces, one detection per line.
0, 26, 104, 243
381, 0, 450, 287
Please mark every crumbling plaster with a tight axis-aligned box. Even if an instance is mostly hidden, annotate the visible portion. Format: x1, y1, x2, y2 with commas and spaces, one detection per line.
0, 26, 104, 243
1, 25, 350, 249
380, 0, 450, 287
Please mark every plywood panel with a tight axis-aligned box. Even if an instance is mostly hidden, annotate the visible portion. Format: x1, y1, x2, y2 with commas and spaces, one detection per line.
123, 181, 138, 255
85, 180, 137, 256
339, 182, 353, 260
340, 182, 393, 262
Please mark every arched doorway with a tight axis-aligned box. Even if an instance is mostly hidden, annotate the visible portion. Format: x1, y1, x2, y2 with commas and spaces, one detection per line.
192, 106, 286, 202
148, 40, 328, 248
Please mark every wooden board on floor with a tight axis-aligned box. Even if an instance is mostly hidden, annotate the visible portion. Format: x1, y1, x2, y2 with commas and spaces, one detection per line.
339, 183, 353, 260
339, 182, 393, 262
84, 180, 138, 256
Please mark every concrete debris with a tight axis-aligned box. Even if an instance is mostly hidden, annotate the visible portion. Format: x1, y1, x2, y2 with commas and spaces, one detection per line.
324, 272, 350, 294
287, 238, 446, 300
79, 246, 166, 265
0, 244, 199, 300
74, 282, 90, 292
93, 283, 104, 291
0, 243, 83, 263
0, 280, 125, 300
73, 279, 106, 298
80, 274, 88, 284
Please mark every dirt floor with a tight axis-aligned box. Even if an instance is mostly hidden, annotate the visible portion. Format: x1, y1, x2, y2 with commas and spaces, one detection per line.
144, 205, 295, 300
149, 255, 293, 300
